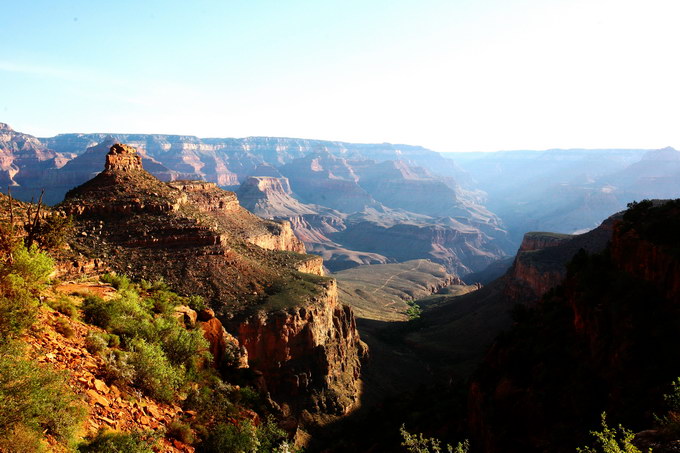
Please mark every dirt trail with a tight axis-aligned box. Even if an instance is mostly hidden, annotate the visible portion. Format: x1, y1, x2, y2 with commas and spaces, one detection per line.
371, 260, 424, 294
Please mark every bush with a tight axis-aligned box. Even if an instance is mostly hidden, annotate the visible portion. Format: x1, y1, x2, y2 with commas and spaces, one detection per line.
576, 413, 647, 453
129, 339, 184, 402
82, 294, 115, 328
256, 416, 288, 452
184, 379, 237, 427
85, 332, 109, 354
186, 294, 206, 312
199, 420, 260, 453
100, 273, 131, 291
153, 317, 210, 371
47, 295, 79, 319
167, 420, 194, 444
655, 378, 680, 436
146, 289, 181, 315
78, 430, 157, 453
101, 350, 136, 388
0, 243, 54, 342
30, 213, 74, 249
0, 342, 85, 447
405, 301, 422, 320
400, 424, 469, 453
54, 317, 75, 338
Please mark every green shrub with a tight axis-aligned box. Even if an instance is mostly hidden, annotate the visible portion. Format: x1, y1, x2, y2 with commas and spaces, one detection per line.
100, 273, 131, 291
138, 279, 152, 291
153, 317, 210, 371
78, 429, 157, 453
82, 291, 153, 343
199, 420, 259, 453
47, 295, 79, 319
167, 420, 195, 444
149, 278, 169, 291
256, 416, 288, 452
654, 377, 680, 436
82, 294, 115, 328
186, 294, 206, 312
237, 386, 262, 408
85, 332, 109, 354
146, 289, 181, 315
576, 413, 648, 453
184, 379, 237, 427
0, 243, 54, 342
129, 339, 184, 402
101, 350, 135, 388
400, 424, 469, 453
31, 213, 74, 249
405, 301, 422, 320
0, 342, 85, 447
54, 317, 75, 338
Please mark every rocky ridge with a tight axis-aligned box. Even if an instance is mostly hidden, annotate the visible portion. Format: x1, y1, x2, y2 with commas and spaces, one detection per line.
59, 143, 366, 424
468, 199, 680, 452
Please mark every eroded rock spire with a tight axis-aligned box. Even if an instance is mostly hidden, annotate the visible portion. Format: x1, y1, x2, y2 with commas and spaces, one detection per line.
105, 143, 143, 172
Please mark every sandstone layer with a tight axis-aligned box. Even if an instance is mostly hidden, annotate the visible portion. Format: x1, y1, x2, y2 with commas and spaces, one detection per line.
60, 143, 366, 423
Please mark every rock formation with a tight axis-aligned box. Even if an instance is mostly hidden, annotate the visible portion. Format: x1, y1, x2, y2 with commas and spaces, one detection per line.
468, 199, 680, 452
60, 143, 366, 423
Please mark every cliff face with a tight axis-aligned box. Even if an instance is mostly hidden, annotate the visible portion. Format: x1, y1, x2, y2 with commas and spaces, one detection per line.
60, 143, 366, 422
0, 123, 68, 204
336, 220, 505, 276
469, 200, 680, 453
502, 221, 617, 304
235, 279, 367, 418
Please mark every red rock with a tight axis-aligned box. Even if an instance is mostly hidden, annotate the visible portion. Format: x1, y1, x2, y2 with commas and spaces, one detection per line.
93, 379, 109, 393
86, 389, 110, 407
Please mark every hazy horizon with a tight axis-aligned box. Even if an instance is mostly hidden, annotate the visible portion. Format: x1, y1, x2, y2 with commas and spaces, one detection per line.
2, 0, 679, 152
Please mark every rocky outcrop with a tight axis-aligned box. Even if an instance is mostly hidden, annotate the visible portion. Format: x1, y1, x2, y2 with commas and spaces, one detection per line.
61, 143, 366, 423
0, 123, 68, 204
234, 279, 367, 418
196, 308, 249, 369
610, 227, 680, 303
468, 200, 680, 452
502, 220, 617, 304
105, 143, 143, 171
292, 255, 325, 276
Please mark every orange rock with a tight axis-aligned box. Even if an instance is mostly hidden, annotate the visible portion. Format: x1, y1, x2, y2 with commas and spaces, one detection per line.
93, 379, 109, 393
86, 389, 110, 407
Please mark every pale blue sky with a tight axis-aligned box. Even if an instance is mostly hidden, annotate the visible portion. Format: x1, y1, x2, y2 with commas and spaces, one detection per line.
1, 0, 679, 151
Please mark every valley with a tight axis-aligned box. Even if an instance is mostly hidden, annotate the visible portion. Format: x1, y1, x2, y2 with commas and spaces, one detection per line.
1, 128, 680, 452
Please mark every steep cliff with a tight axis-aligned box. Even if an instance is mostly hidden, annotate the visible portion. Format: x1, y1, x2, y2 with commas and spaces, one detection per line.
60, 143, 366, 422
502, 219, 618, 304
234, 279, 366, 418
0, 123, 68, 204
469, 199, 680, 452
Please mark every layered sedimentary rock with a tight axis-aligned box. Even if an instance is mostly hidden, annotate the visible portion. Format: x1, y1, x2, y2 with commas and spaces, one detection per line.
468, 200, 680, 452
0, 123, 68, 204
61, 143, 366, 421
235, 279, 366, 415
502, 219, 618, 304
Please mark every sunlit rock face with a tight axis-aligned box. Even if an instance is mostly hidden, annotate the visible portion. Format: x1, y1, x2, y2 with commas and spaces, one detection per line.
61, 143, 366, 424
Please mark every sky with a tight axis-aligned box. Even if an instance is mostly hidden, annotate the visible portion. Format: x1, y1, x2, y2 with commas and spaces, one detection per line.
1, 0, 679, 152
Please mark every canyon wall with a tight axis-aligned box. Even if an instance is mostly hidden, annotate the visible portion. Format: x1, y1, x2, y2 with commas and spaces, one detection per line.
234, 279, 367, 419
61, 143, 365, 424
468, 201, 680, 452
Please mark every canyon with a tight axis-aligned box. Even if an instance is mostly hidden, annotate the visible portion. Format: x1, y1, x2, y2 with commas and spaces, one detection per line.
59, 143, 367, 427
1, 123, 511, 278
